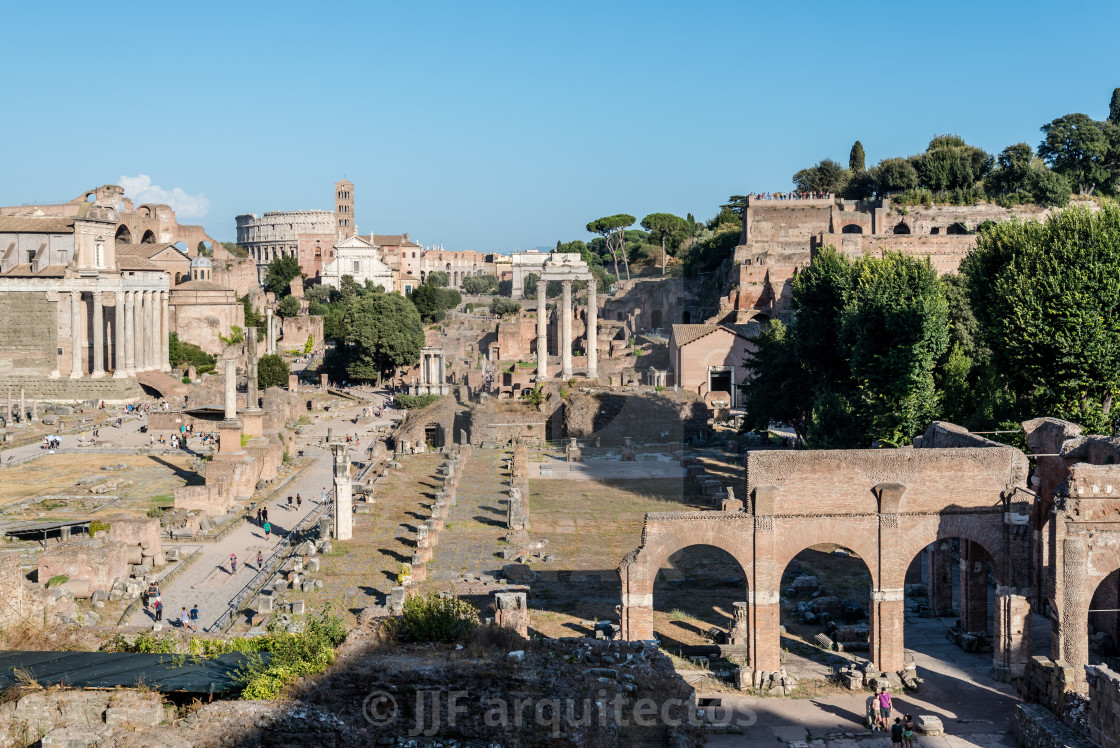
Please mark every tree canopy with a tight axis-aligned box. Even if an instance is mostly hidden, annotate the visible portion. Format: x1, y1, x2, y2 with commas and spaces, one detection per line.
276, 294, 301, 318
586, 214, 635, 281
792, 158, 849, 195
640, 213, 689, 275
1038, 112, 1114, 195
426, 271, 450, 287
258, 353, 290, 390
461, 274, 498, 295
340, 293, 424, 384
849, 141, 866, 172
264, 255, 303, 297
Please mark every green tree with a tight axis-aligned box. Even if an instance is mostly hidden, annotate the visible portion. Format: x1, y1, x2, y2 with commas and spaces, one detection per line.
1110, 87, 1120, 126
489, 297, 522, 317
910, 134, 992, 192
1031, 168, 1072, 207
1038, 113, 1111, 194
522, 272, 539, 298
339, 275, 360, 305
641, 213, 689, 275
276, 295, 301, 318
793, 158, 850, 195
342, 293, 424, 384
409, 283, 448, 323
258, 353, 290, 390
426, 270, 450, 287
461, 274, 498, 295
869, 157, 920, 195
986, 143, 1036, 195
497, 279, 513, 297
168, 332, 216, 374
849, 141, 866, 172
963, 204, 1120, 431
239, 295, 266, 341
265, 255, 303, 297
586, 214, 635, 281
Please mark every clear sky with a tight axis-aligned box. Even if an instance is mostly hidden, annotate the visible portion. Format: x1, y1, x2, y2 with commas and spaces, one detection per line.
1, 0, 1117, 252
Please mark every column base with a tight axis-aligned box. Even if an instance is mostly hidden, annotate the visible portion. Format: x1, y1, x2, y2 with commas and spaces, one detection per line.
91, 370, 106, 379
49, 370, 61, 379
112, 370, 129, 379
242, 410, 263, 438
69, 372, 83, 380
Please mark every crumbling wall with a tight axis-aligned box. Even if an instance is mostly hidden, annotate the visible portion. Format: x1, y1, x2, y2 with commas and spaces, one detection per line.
37, 538, 128, 596
0, 551, 21, 629
563, 390, 708, 445
1086, 664, 1120, 748
279, 316, 324, 354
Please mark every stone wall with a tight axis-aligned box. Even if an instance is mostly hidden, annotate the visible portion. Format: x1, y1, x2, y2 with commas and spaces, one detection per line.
279, 316, 324, 354
1086, 664, 1120, 748
37, 538, 129, 596
0, 292, 56, 373
174, 482, 233, 517
469, 408, 545, 446
108, 518, 163, 561
0, 551, 21, 629
1013, 703, 1094, 748
0, 375, 142, 403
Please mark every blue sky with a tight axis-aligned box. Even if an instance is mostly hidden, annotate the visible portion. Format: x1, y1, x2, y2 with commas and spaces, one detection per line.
1, 0, 1117, 252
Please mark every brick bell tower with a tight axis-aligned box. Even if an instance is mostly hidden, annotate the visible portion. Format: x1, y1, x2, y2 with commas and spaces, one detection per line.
334, 179, 355, 240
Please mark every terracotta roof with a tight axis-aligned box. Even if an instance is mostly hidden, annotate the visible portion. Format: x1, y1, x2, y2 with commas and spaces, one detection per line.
172, 279, 232, 292
0, 216, 76, 233
670, 323, 752, 348
116, 242, 180, 258
116, 256, 162, 271
369, 234, 422, 248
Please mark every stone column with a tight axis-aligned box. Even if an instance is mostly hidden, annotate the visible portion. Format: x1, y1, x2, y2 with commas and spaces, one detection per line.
992, 589, 1032, 681
160, 290, 170, 372
870, 587, 906, 673
331, 439, 353, 540
136, 290, 148, 371
5, 388, 11, 424
150, 290, 161, 370
438, 352, 446, 391
1058, 536, 1089, 673
266, 309, 276, 354
124, 291, 136, 375
960, 540, 989, 633
536, 279, 547, 380
69, 290, 83, 378
587, 278, 598, 380
224, 358, 237, 421
246, 327, 259, 407
19, 389, 25, 423
561, 279, 572, 379
90, 292, 105, 378
113, 291, 127, 378
926, 541, 954, 616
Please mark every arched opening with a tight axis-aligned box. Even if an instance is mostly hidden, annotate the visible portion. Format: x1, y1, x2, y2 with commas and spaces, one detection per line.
902, 538, 997, 658
1089, 568, 1120, 665
682, 310, 692, 324
174, 272, 182, 285
893, 222, 911, 235
929, 227, 940, 235
197, 240, 213, 257
946, 222, 968, 235
115, 224, 132, 243
85, 193, 95, 203
423, 423, 444, 449
650, 309, 663, 330
653, 544, 748, 657
841, 224, 863, 234
172, 241, 189, 255
140, 229, 157, 244
779, 545, 871, 672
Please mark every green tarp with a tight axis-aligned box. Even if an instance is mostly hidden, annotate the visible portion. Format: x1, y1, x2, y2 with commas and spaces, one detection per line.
0, 650, 260, 693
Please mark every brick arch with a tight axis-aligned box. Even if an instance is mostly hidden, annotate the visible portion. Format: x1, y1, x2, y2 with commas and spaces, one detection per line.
770, 516, 881, 589
886, 512, 1008, 590
621, 520, 753, 594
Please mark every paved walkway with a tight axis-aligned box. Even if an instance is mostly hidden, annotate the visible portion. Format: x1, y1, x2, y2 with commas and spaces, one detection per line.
427, 448, 509, 583
128, 392, 402, 631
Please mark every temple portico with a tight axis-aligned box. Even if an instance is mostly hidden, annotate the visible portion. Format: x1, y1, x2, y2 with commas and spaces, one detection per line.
535, 252, 597, 381
412, 346, 450, 396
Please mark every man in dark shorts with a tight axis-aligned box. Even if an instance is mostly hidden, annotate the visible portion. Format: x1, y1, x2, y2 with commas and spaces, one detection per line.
890, 717, 904, 746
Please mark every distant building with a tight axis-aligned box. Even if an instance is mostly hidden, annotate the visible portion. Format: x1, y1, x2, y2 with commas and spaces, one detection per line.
322, 235, 393, 293
169, 256, 245, 355
668, 324, 756, 408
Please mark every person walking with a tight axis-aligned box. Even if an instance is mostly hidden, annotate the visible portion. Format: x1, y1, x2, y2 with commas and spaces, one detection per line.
262, 507, 268, 524
321, 487, 327, 503
256, 507, 263, 526
230, 553, 238, 574
263, 521, 271, 539
257, 550, 264, 569
903, 714, 915, 748
287, 495, 293, 511
189, 604, 199, 632
890, 717, 904, 747
155, 599, 163, 622
180, 607, 190, 629
296, 494, 302, 510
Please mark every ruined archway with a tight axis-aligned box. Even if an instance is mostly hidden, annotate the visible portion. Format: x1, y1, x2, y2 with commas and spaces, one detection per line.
893, 222, 911, 235
140, 229, 157, 244
650, 309, 663, 330
423, 423, 445, 449
947, 222, 968, 235
1089, 568, 1120, 665
653, 544, 749, 655
780, 545, 871, 664
115, 224, 133, 243
841, 224, 863, 234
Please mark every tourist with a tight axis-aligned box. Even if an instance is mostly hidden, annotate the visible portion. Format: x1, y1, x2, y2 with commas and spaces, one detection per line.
865, 694, 878, 730
256, 507, 263, 526
877, 687, 892, 729
903, 714, 914, 748
189, 604, 199, 632
320, 487, 327, 503
146, 582, 159, 611
262, 507, 269, 524
155, 599, 163, 622
296, 494, 302, 510
287, 495, 294, 511
230, 553, 237, 573
890, 717, 904, 747
263, 521, 271, 539
257, 551, 264, 569
179, 607, 190, 629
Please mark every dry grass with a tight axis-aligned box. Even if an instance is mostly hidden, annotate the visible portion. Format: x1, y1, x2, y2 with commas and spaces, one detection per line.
0, 620, 95, 652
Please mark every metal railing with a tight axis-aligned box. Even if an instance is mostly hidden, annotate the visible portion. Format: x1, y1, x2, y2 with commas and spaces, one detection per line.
207, 455, 378, 633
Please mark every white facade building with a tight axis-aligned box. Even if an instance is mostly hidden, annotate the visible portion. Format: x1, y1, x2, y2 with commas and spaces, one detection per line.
321, 236, 394, 292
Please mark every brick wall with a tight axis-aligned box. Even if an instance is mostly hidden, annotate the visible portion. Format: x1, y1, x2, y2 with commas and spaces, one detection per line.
0, 292, 56, 373
0, 551, 22, 629
1086, 664, 1120, 748
280, 315, 324, 353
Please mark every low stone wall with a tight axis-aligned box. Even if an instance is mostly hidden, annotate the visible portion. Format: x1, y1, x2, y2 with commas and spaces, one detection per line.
279, 315, 324, 354
0, 375, 142, 403
1087, 665, 1120, 748
1014, 703, 1094, 748
174, 482, 233, 517
469, 408, 545, 447
0, 551, 21, 629
1017, 655, 1082, 714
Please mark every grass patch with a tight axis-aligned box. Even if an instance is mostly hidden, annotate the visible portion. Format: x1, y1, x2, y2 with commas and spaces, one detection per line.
322, 541, 351, 557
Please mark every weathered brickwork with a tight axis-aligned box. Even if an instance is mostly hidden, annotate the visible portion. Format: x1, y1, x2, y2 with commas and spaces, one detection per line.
0, 551, 22, 629
0, 292, 56, 372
